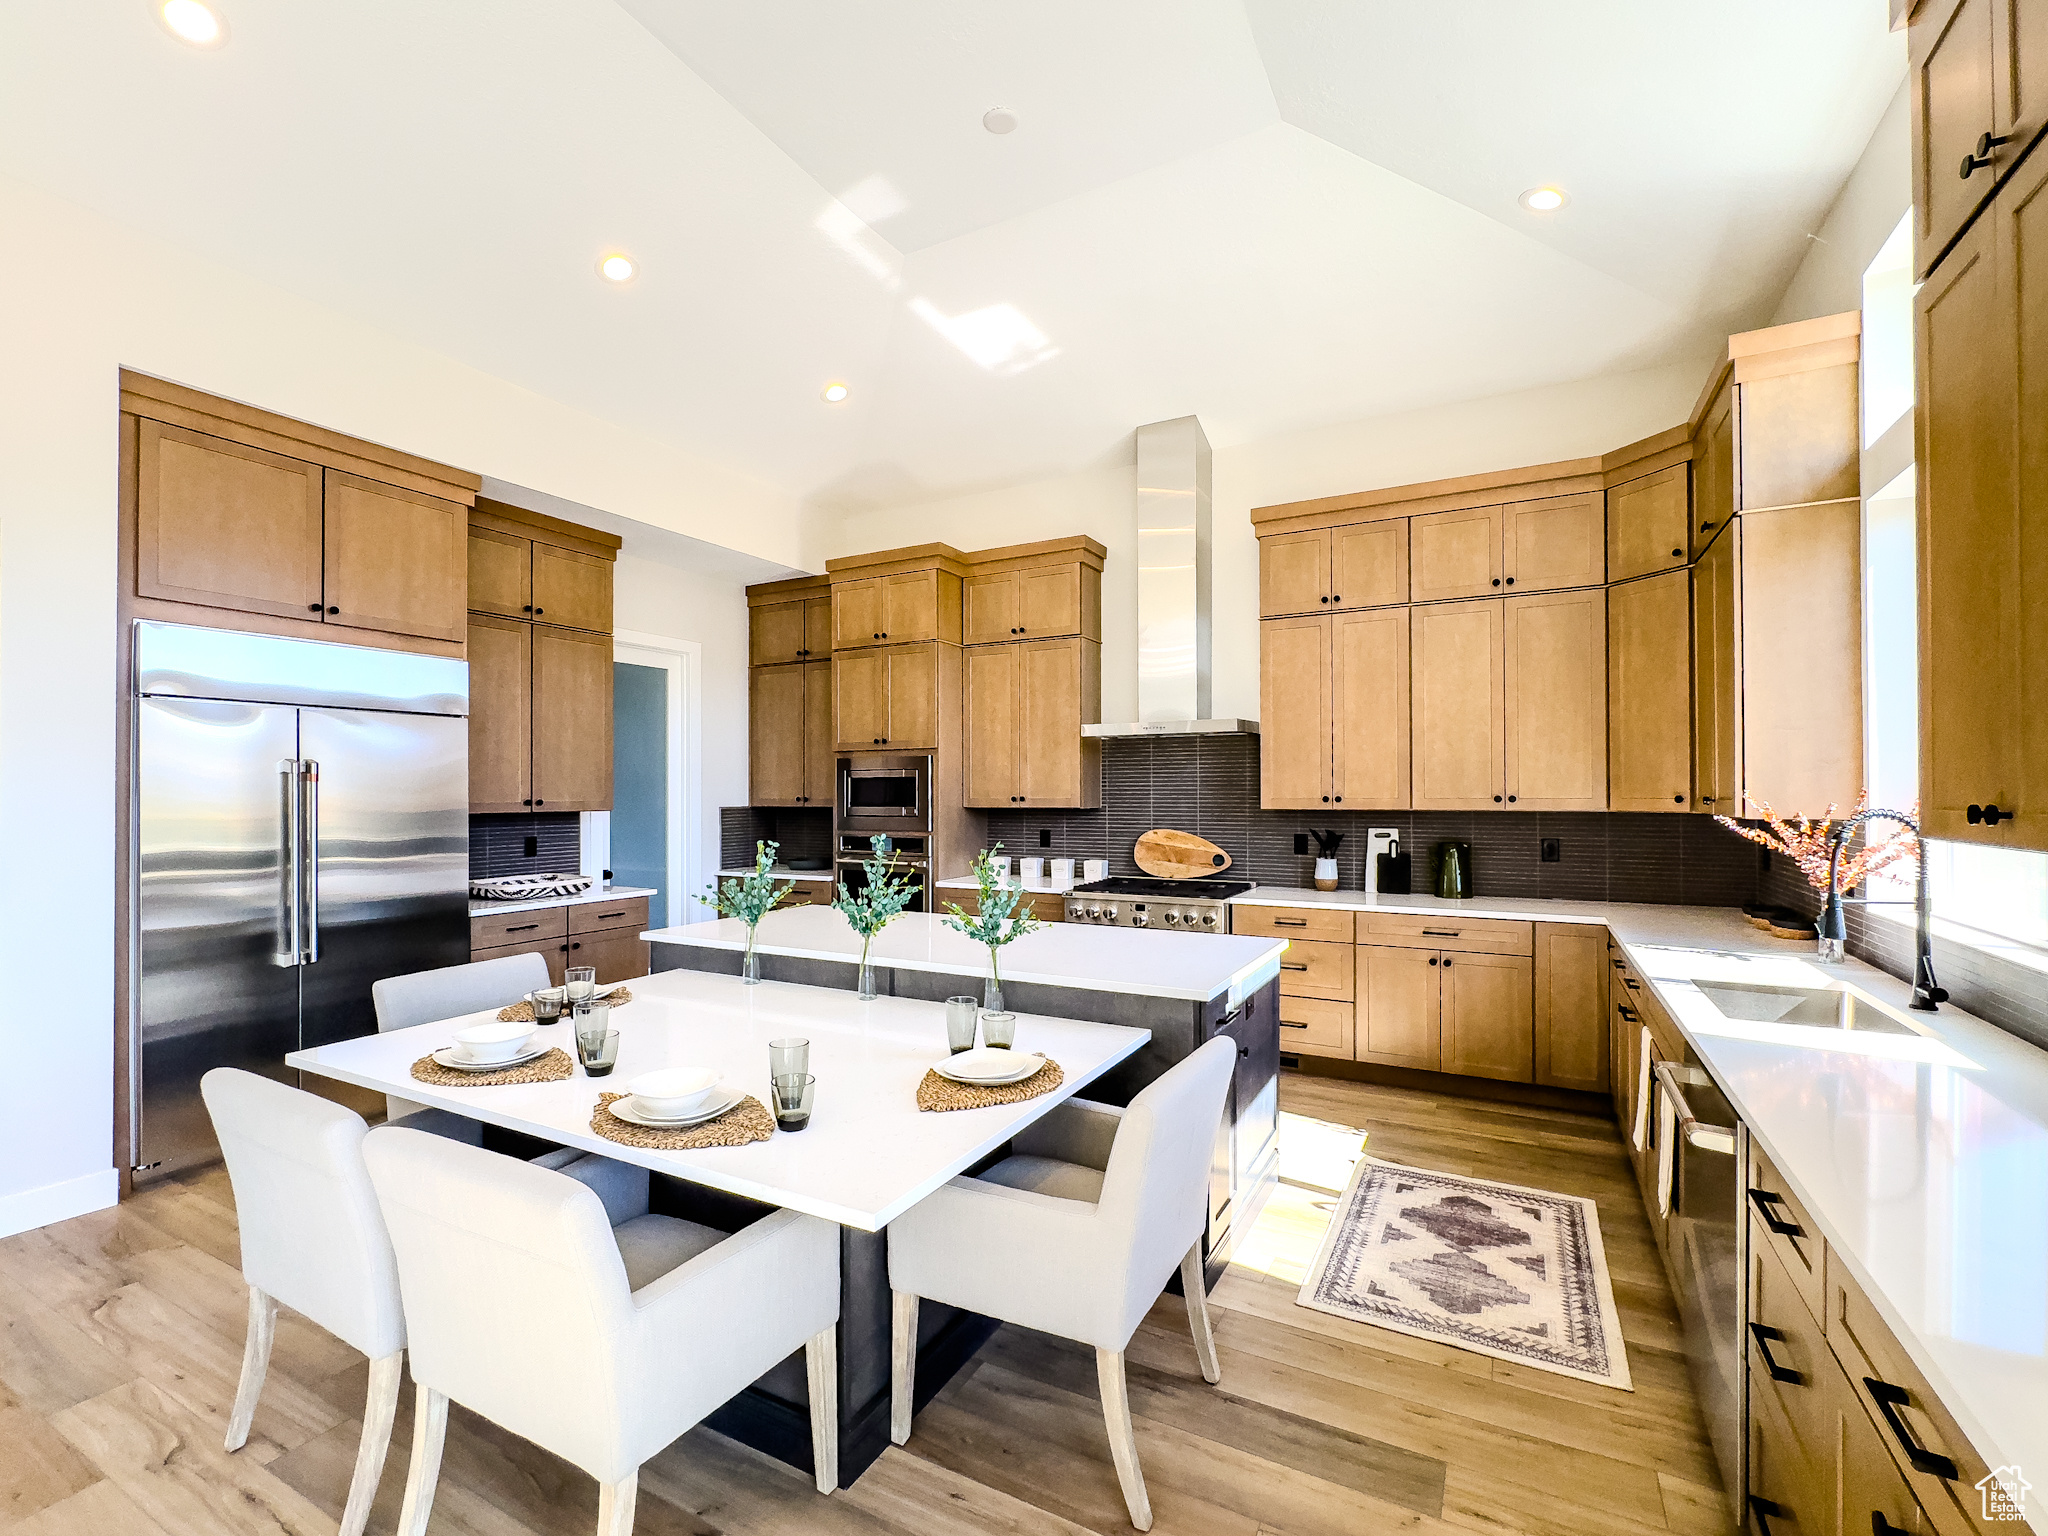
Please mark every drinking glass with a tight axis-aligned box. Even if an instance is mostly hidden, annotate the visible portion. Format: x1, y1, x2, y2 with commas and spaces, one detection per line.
572, 999, 610, 1057
566, 965, 597, 1004
771, 1073, 815, 1131
980, 1011, 1018, 1050
945, 996, 979, 1054
768, 1037, 809, 1083
575, 1030, 619, 1076
531, 986, 568, 1024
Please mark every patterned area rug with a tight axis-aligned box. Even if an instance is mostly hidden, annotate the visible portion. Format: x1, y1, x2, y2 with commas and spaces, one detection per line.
1296, 1157, 1632, 1390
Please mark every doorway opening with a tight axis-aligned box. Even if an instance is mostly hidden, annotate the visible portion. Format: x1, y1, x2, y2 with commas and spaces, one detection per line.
595, 634, 700, 929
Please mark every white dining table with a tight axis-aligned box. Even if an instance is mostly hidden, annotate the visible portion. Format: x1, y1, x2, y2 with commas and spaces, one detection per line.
285, 966, 1151, 1231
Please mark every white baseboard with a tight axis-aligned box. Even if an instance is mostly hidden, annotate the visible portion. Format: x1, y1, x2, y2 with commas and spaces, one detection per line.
0, 1167, 120, 1239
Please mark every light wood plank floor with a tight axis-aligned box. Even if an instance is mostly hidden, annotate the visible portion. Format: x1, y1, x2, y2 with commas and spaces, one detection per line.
0, 1074, 1726, 1536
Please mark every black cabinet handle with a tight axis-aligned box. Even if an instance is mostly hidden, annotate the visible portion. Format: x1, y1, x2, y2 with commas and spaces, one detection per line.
1749, 1496, 1787, 1534
505, 923, 540, 933
1422, 929, 1460, 937
1967, 803, 2015, 825
1280, 1021, 1308, 1030
1961, 129, 2009, 178
1280, 962, 1308, 972
1864, 1378, 1958, 1479
535, 799, 545, 806
1625, 978, 1641, 990
1872, 1514, 1909, 1535
1748, 1323, 1804, 1384
522, 798, 533, 806
595, 911, 626, 920
1748, 1187, 1805, 1238
1238, 1044, 1249, 1058
1273, 919, 1308, 926
1618, 1004, 1639, 1021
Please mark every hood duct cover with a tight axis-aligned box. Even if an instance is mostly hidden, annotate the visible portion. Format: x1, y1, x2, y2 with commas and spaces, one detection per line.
1084, 415, 1257, 738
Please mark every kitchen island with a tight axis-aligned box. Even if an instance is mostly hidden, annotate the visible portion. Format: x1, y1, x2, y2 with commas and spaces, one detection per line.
644, 907, 1287, 1283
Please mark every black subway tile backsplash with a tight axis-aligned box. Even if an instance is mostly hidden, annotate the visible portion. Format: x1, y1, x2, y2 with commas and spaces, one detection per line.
719, 806, 831, 870
469, 812, 580, 880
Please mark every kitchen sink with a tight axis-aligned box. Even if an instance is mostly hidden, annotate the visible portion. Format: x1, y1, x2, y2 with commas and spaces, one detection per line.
1692, 980, 1917, 1035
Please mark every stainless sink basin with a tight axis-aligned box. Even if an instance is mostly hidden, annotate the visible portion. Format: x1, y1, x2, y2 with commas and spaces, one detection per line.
1692, 980, 1917, 1035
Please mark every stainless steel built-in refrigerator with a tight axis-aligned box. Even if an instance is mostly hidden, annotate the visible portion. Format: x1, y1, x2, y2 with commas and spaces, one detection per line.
129, 621, 470, 1179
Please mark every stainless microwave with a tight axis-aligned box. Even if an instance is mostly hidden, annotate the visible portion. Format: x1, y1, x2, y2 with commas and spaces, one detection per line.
837, 754, 932, 831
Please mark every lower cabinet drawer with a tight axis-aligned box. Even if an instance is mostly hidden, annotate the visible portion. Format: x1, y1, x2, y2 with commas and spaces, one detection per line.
1277, 997, 1353, 1059
1277, 938, 1355, 1001
471, 936, 568, 988
1359, 913, 1533, 956
1749, 1222, 1830, 1478
1232, 904, 1355, 943
1750, 1143, 1824, 1328
570, 894, 649, 935
471, 905, 568, 949
1748, 1365, 1828, 1536
1834, 1366, 1936, 1536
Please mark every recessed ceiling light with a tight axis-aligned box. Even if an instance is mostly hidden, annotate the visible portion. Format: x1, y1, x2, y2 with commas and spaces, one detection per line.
822, 382, 850, 403
598, 254, 636, 283
1519, 187, 1568, 213
159, 0, 226, 46
983, 107, 1019, 135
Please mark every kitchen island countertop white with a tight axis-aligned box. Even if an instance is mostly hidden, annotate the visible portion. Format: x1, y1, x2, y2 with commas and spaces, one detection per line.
644, 906, 1285, 1004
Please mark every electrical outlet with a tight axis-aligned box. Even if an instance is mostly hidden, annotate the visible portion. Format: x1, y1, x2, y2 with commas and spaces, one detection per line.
1294, 833, 1309, 855
1540, 837, 1561, 863
1039, 829, 1051, 847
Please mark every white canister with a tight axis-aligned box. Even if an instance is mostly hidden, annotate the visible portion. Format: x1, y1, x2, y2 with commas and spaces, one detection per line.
989, 854, 1012, 882
1050, 857, 1076, 887
1019, 856, 1046, 883
1314, 856, 1340, 892
1082, 858, 1109, 882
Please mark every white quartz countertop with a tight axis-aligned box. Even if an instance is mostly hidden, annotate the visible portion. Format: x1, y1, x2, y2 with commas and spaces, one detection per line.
644, 906, 1286, 1005
288, 968, 1148, 1231
715, 866, 836, 883
932, 875, 1076, 894
1237, 885, 2048, 1481
469, 884, 659, 918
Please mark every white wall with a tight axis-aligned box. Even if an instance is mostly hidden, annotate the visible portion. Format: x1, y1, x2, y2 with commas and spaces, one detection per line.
828, 361, 1704, 722
0, 174, 798, 1235
1772, 80, 1912, 327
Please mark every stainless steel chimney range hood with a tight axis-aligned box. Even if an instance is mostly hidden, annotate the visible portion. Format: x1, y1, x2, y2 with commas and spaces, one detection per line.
1084, 415, 1258, 738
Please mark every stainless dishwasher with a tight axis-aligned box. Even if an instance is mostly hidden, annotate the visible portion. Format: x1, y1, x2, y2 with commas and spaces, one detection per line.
1652, 1053, 1745, 1520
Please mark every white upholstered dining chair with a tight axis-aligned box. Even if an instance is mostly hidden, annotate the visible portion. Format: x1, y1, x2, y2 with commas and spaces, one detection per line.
372, 951, 552, 1123
201, 1069, 649, 1536
886, 1036, 1236, 1532
363, 1126, 843, 1536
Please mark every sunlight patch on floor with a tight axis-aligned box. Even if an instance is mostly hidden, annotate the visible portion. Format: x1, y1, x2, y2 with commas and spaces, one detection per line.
1227, 1109, 1368, 1284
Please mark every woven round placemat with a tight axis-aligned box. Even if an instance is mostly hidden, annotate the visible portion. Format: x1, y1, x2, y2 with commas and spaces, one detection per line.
497, 987, 633, 1024
917, 1056, 1064, 1113
410, 1047, 574, 1088
590, 1092, 775, 1150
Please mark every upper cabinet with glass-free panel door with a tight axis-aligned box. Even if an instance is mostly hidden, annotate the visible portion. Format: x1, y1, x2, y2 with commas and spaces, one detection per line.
1258, 520, 1406, 616
1410, 505, 1503, 603
964, 537, 1104, 640
467, 526, 530, 619
1501, 492, 1604, 594
1911, 0, 2048, 278
323, 470, 467, 643
134, 420, 325, 620
1607, 464, 1691, 583
1503, 588, 1607, 812
530, 543, 613, 633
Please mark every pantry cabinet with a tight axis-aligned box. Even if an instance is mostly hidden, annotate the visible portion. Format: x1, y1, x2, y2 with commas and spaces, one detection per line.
1412, 599, 1505, 809
749, 661, 833, 807
963, 637, 1102, 808
1608, 570, 1694, 811
1503, 588, 1607, 811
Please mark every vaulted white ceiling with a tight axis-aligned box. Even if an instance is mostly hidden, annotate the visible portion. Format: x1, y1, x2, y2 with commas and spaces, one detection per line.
0, 1, 1903, 517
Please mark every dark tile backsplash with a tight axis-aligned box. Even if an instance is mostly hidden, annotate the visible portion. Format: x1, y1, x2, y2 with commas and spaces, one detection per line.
980, 734, 1767, 907
720, 806, 832, 870
469, 812, 580, 879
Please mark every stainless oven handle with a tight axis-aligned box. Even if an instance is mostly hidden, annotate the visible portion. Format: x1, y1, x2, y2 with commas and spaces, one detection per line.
1652, 1060, 1736, 1155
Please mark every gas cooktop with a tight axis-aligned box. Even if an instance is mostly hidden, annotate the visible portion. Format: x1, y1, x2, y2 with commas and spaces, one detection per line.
1069, 877, 1255, 901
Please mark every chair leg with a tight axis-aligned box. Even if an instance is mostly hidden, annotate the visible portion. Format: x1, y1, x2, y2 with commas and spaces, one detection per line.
1095, 1349, 1152, 1532
597, 1470, 638, 1536
1180, 1242, 1221, 1386
889, 1290, 918, 1446
805, 1324, 839, 1494
224, 1286, 277, 1452
339, 1351, 403, 1536
395, 1384, 448, 1536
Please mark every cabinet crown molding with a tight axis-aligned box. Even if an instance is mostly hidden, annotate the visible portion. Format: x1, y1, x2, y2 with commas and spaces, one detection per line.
825, 542, 972, 580
471, 497, 621, 558
964, 535, 1108, 573
746, 571, 830, 604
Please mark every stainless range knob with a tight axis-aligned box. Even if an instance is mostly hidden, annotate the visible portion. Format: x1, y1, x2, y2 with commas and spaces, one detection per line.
1163, 910, 1181, 925
1088, 904, 1103, 919
1131, 913, 1148, 927
1105, 905, 1117, 921
1201, 911, 1218, 927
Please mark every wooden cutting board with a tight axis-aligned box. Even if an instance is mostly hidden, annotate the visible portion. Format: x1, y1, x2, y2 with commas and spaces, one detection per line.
1133, 829, 1233, 880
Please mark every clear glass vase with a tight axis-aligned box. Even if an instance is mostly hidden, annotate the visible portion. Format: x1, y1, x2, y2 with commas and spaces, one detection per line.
1816, 935, 1846, 965
741, 943, 761, 985
857, 958, 879, 1001
983, 971, 1003, 1014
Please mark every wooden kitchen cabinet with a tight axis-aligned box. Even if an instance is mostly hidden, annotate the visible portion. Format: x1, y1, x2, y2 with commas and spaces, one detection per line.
470, 937, 568, 988
750, 661, 834, 807
1258, 521, 1407, 616
1412, 599, 1505, 809
468, 614, 532, 812
1693, 375, 1735, 559
531, 543, 613, 633
1911, 0, 2048, 277
1501, 492, 1604, 594
964, 638, 1101, 807
1608, 570, 1693, 812
1606, 464, 1690, 583
748, 575, 833, 665
1410, 505, 1503, 602
1277, 939, 1354, 1002
833, 570, 955, 649
468, 525, 531, 618
1277, 997, 1354, 1060
1357, 945, 1442, 1070
323, 470, 468, 643
1440, 951, 1534, 1083
835, 641, 944, 751
1692, 523, 1739, 815
1259, 616, 1334, 809
1332, 607, 1410, 808
569, 926, 648, 985
134, 420, 326, 619
531, 625, 612, 811
1533, 922, 1608, 1093
963, 560, 1099, 644
1503, 588, 1607, 810
468, 501, 619, 635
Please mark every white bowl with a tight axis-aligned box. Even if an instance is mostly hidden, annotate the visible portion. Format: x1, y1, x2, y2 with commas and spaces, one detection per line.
629, 1067, 721, 1118
455, 1020, 536, 1064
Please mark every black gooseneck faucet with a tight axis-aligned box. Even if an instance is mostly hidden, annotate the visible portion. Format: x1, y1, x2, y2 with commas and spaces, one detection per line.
1818, 807, 1948, 1011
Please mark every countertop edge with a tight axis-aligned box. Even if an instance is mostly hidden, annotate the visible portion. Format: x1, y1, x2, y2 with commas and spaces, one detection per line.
469, 885, 660, 917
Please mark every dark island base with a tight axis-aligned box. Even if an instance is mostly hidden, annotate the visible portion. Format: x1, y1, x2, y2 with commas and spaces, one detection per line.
646, 941, 1281, 1486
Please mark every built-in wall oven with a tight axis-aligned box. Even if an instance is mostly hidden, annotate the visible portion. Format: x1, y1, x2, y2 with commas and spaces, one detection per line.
837, 754, 931, 834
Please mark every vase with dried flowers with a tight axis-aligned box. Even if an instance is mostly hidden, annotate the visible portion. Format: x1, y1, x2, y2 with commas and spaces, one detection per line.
1714, 793, 1918, 961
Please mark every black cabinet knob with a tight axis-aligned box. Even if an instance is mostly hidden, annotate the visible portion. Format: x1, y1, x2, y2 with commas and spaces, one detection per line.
1872, 1514, 1908, 1536
1671, 548, 1683, 558
522, 798, 532, 806
1428, 956, 1438, 966
1491, 578, 1501, 587
570, 942, 581, 951
1331, 594, 1340, 603
1507, 794, 1517, 803
1333, 795, 1342, 803
533, 608, 543, 616
1443, 956, 1453, 967
308, 603, 323, 612
1967, 803, 2015, 825
1674, 794, 1685, 803
1700, 520, 1716, 531
1322, 795, 1330, 803
1504, 577, 1515, 586
1961, 130, 2008, 179
1320, 595, 1329, 603
535, 799, 544, 806
523, 605, 533, 613
1493, 794, 1503, 803
327, 605, 340, 614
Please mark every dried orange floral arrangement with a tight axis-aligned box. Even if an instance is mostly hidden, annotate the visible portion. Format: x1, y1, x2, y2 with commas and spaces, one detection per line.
1714, 792, 1919, 894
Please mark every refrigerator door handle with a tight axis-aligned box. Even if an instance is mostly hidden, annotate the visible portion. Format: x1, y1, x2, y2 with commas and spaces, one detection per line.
276, 758, 303, 967
300, 759, 321, 964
